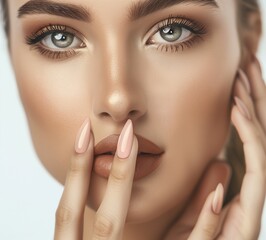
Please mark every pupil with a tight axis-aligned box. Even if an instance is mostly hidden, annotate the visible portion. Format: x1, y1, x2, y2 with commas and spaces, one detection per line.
163, 27, 173, 34
54, 33, 65, 41
160, 24, 182, 42
52, 32, 74, 48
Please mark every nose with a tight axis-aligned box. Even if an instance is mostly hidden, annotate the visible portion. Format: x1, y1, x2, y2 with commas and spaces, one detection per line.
92, 37, 147, 124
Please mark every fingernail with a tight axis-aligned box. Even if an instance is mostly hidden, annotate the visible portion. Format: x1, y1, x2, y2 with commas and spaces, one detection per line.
252, 54, 262, 75
212, 183, 224, 215
238, 69, 251, 95
117, 119, 133, 159
234, 97, 251, 120
75, 118, 91, 154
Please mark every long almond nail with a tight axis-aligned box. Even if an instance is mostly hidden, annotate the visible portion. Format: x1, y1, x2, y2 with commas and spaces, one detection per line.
234, 97, 251, 120
75, 118, 91, 154
117, 119, 133, 159
238, 69, 251, 95
212, 183, 224, 215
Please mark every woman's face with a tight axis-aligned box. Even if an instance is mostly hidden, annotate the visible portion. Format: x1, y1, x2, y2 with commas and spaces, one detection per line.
9, 0, 240, 223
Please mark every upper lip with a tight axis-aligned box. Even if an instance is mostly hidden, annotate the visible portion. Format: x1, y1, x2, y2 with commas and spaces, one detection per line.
94, 134, 164, 156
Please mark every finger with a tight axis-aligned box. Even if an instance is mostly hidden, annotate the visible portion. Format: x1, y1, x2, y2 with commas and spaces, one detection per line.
234, 71, 266, 151
248, 56, 265, 104
179, 160, 231, 227
188, 184, 224, 240
92, 120, 138, 240
247, 57, 266, 133
54, 118, 94, 240
231, 93, 266, 237
235, 70, 256, 119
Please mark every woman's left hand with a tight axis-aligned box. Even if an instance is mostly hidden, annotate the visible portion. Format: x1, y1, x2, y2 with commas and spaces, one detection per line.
165, 57, 266, 240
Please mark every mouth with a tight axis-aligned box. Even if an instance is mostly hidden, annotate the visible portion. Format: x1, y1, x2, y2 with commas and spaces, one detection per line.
93, 134, 164, 180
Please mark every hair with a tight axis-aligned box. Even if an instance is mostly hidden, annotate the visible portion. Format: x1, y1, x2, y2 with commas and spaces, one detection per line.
1, 0, 8, 36
0, 0, 262, 204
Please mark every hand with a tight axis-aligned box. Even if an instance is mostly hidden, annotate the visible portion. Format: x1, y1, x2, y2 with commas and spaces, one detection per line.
165, 58, 266, 240
54, 119, 138, 240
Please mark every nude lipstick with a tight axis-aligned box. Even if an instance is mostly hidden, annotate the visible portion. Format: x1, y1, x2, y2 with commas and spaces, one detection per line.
93, 134, 164, 180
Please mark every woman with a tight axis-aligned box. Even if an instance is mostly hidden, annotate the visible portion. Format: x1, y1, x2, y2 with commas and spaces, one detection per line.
1, 0, 266, 239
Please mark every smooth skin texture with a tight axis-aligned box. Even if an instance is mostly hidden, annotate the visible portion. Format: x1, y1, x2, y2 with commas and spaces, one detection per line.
7, 0, 265, 239
54, 59, 266, 240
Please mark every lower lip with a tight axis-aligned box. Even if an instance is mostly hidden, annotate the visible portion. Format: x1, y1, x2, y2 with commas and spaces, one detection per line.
93, 154, 162, 181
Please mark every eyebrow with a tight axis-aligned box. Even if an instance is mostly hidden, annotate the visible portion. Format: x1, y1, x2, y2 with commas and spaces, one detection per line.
129, 0, 218, 21
18, 0, 218, 22
18, 0, 91, 21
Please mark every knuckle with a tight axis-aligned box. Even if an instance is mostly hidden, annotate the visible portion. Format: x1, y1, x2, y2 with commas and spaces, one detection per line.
55, 204, 75, 228
110, 166, 127, 183
68, 161, 85, 177
93, 214, 114, 239
202, 223, 216, 238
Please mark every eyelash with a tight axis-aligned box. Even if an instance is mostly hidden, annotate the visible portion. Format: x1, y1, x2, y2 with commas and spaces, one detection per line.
25, 15, 207, 59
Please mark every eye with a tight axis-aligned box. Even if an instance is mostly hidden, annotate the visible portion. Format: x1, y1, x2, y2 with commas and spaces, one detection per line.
151, 24, 191, 44
41, 32, 84, 50
26, 24, 86, 60
146, 16, 207, 53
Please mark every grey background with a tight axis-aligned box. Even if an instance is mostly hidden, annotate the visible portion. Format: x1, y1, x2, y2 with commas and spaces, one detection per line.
0, 1, 266, 239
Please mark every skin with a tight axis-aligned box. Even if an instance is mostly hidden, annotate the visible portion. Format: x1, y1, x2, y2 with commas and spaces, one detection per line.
7, 0, 266, 239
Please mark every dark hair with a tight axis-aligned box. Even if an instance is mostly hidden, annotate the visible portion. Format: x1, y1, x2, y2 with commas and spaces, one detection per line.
1, 0, 8, 36
0, 0, 262, 204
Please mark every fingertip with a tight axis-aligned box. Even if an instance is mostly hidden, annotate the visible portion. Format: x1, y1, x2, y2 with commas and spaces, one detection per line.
198, 183, 224, 216
70, 121, 94, 172
212, 183, 224, 215
75, 118, 91, 154
132, 135, 139, 154
117, 119, 134, 159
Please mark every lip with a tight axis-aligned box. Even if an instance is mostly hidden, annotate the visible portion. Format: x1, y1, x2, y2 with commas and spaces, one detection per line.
93, 134, 164, 180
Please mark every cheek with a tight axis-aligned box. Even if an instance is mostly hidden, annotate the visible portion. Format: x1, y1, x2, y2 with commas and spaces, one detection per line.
12, 48, 93, 182
145, 53, 237, 152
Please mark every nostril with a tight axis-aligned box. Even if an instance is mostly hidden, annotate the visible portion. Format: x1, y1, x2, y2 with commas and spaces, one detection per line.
129, 110, 139, 117
100, 112, 110, 118
98, 109, 141, 122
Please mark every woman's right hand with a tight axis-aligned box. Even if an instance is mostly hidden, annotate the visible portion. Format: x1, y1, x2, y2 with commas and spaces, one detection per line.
54, 119, 138, 240
164, 57, 266, 240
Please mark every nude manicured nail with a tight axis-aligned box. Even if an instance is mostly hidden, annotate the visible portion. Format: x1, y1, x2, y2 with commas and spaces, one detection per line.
212, 183, 224, 215
117, 119, 133, 159
238, 69, 251, 95
234, 97, 251, 120
75, 118, 91, 154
